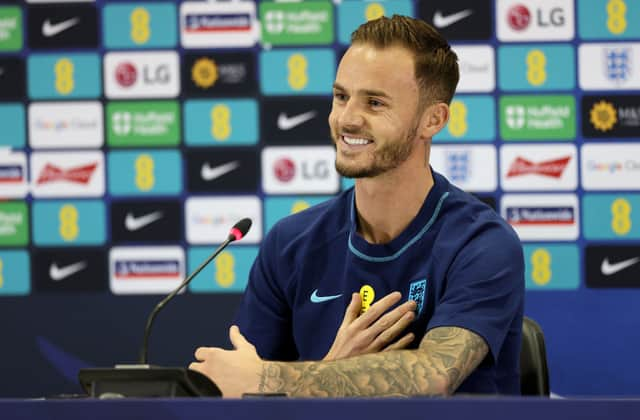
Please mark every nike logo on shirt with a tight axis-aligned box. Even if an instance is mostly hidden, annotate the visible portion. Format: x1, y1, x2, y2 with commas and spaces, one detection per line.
49, 261, 87, 281
277, 111, 317, 131
201, 161, 240, 181
125, 211, 164, 231
42, 17, 80, 37
600, 257, 640, 276
433, 9, 473, 28
310, 289, 343, 303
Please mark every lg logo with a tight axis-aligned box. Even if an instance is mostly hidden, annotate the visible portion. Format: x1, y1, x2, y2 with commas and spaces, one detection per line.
115, 62, 172, 88
507, 4, 565, 30
274, 158, 330, 182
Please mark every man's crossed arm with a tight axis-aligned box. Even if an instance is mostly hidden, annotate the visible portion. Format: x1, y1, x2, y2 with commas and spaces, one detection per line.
189, 292, 488, 398
256, 325, 488, 397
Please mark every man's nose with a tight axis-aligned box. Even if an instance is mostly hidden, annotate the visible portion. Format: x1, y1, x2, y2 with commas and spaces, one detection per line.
337, 100, 364, 129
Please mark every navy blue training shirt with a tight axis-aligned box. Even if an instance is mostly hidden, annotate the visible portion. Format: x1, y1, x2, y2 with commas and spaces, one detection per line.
235, 171, 525, 394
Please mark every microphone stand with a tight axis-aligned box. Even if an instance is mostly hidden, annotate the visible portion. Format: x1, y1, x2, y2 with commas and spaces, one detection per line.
78, 219, 252, 398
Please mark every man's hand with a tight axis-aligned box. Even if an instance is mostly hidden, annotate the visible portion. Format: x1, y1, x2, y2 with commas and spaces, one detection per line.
189, 325, 264, 398
323, 291, 417, 361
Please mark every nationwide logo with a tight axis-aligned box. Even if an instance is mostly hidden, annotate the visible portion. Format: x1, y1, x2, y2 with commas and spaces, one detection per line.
185, 13, 250, 33
36, 162, 97, 185
114, 260, 180, 278
180, 1, 257, 48
586, 246, 640, 288
500, 95, 575, 140
110, 246, 185, 294
0, 150, 28, 198
506, 206, 575, 225
496, 0, 573, 41
583, 95, 640, 138
0, 165, 23, 183
507, 156, 571, 178
501, 194, 579, 240
260, 1, 333, 45
104, 51, 180, 99
29, 101, 103, 148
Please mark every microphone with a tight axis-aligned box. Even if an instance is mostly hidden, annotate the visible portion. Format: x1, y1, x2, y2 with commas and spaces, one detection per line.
78, 218, 252, 398
140, 217, 252, 364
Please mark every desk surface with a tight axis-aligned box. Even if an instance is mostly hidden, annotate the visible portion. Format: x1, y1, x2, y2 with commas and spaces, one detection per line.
2, 397, 640, 420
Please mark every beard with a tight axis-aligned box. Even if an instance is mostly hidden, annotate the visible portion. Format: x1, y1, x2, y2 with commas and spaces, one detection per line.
332, 125, 418, 179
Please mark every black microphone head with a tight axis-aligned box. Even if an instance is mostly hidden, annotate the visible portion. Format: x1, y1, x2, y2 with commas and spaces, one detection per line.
228, 218, 252, 241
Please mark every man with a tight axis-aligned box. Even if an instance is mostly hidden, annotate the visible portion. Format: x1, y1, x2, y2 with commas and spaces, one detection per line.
190, 15, 524, 397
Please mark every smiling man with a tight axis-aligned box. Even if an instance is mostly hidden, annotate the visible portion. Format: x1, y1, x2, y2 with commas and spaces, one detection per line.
190, 15, 524, 397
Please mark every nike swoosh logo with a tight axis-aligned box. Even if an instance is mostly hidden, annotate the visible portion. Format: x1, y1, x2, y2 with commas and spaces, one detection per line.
433, 9, 473, 28
601, 257, 640, 276
49, 261, 88, 281
125, 211, 164, 231
277, 111, 317, 131
310, 289, 342, 303
42, 17, 80, 37
201, 160, 240, 181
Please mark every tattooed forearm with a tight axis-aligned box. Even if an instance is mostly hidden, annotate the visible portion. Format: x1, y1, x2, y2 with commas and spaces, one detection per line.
258, 327, 488, 398
419, 327, 488, 394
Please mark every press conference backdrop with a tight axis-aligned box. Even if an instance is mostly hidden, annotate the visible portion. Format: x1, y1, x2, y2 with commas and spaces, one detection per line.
0, 0, 639, 397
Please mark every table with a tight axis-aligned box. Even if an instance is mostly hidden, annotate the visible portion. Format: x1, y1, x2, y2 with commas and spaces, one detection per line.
2, 397, 640, 420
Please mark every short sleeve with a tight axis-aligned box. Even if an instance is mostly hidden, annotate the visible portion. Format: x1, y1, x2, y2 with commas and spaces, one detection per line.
426, 223, 525, 363
233, 225, 299, 361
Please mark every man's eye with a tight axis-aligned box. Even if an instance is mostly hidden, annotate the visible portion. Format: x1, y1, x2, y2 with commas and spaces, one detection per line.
369, 99, 383, 107
334, 93, 347, 101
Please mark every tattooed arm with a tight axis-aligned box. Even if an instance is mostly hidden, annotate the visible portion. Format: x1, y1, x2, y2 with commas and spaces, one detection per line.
258, 326, 488, 397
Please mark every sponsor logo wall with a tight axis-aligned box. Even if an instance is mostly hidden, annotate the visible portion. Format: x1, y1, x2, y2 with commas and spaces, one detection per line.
1, 0, 640, 398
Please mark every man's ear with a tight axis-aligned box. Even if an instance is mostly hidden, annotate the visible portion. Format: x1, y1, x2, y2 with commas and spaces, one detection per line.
418, 102, 449, 140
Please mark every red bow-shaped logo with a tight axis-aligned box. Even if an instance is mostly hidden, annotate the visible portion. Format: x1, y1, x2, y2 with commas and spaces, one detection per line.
36, 163, 98, 185
507, 156, 571, 178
